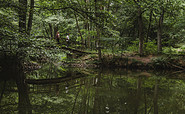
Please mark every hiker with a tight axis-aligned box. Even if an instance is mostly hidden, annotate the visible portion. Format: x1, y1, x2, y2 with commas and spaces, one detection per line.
66, 34, 69, 42
56, 31, 60, 44
66, 34, 70, 47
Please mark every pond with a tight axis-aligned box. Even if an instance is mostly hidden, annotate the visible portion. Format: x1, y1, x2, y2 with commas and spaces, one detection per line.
1, 64, 185, 114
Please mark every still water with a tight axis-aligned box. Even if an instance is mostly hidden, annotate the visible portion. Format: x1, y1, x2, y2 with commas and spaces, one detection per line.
1, 64, 185, 114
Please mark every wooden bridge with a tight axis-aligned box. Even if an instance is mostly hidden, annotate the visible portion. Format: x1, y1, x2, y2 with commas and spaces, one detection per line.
59, 46, 97, 59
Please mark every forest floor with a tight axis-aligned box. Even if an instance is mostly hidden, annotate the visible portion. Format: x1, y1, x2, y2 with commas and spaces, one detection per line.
23, 52, 185, 71
67, 53, 185, 70
120, 54, 154, 64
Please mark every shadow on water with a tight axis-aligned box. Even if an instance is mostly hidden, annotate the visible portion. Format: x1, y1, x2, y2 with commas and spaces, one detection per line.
1, 64, 185, 113
0, 67, 32, 114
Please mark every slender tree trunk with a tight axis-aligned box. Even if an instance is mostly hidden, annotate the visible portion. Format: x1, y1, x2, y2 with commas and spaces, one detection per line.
95, 0, 102, 61
54, 26, 58, 38
42, 21, 50, 37
87, 22, 91, 48
27, 0, 34, 35
157, 8, 164, 54
138, 7, 144, 56
49, 23, 53, 38
85, 0, 91, 48
19, 0, 27, 33
83, 0, 91, 48
157, 27, 162, 53
74, 12, 84, 45
146, 10, 153, 43
97, 28, 102, 61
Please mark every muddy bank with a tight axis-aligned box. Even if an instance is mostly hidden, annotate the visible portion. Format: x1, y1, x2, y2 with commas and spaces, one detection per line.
67, 54, 185, 70
100, 54, 185, 70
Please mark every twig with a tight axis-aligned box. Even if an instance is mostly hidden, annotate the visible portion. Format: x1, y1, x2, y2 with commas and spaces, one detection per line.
168, 62, 185, 70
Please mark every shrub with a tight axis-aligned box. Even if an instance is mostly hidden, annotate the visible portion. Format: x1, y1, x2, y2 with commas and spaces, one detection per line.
144, 40, 157, 54
127, 40, 139, 52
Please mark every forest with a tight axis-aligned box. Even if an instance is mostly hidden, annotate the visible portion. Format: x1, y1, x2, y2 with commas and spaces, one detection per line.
2, 0, 185, 114
1, 0, 185, 70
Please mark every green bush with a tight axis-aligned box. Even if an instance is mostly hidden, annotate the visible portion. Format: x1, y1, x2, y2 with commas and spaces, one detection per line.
127, 40, 139, 52
144, 41, 157, 54
151, 56, 180, 69
127, 40, 157, 54
163, 47, 175, 54
152, 57, 169, 69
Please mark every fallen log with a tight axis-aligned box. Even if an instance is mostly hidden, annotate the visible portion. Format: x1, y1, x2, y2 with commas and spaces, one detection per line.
167, 62, 185, 70
60, 46, 97, 55
26, 73, 86, 85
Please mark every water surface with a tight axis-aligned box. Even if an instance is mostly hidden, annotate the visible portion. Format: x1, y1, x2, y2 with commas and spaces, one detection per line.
1, 65, 185, 114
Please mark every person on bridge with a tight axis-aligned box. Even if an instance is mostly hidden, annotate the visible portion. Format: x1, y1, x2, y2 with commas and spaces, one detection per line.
66, 34, 70, 47
66, 34, 69, 42
56, 31, 60, 44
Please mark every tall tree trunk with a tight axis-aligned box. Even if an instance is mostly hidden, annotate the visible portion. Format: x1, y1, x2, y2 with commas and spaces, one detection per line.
97, 28, 102, 61
87, 23, 91, 48
146, 10, 153, 43
85, 0, 91, 48
27, 0, 34, 35
138, 7, 144, 56
95, 0, 102, 61
19, 0, 27, 33
74, 12, 84, 45
42, 21, 49, 37
157, 8, 164, 54
54, 25, 58, 38
83, 0, 91, 48
49, 23, 53, 38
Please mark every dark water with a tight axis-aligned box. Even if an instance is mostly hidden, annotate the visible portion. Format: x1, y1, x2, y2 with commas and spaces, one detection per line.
1, 64, 185, 114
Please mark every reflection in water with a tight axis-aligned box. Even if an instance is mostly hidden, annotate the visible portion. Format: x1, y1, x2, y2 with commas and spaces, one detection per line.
0, 81, 6, 104
1, 68, 185, 113
105, 104, 110, 113
153, 80, 159, 114
134, 77, 142, 114
65, 86, 68, 93
16, 71, 32, 114
0, 70, 32, 114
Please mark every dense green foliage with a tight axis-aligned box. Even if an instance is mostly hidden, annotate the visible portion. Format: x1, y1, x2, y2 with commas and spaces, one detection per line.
1, 1, 185, 113
0, 0, 185, 64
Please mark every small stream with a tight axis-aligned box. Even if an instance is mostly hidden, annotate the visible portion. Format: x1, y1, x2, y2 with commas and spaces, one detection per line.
1, 63, 185, 114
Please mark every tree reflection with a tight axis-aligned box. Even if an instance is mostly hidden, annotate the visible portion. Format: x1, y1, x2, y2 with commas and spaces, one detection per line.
153, 79, 159, 114
93, 70, 102, 114
0, 81, 6, 104
0, 69, 32, 114
2, 68, 185, 113
134, 77, 142, 114
16, 71, 32, 114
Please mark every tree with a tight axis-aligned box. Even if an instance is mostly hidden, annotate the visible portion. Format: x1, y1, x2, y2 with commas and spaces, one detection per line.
135, 0, 144, 56
27, 0, 35, 35
19, 0, 27, 33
